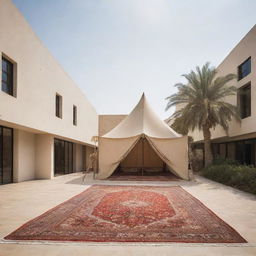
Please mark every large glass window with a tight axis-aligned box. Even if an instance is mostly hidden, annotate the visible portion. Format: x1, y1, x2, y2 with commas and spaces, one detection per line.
2, 57, 14, 96
235, 140, 255, 166
238, 84, 251, 119
54, 139, 73, 175
0, 126, 13, 185
214, 140, 256, 166
212, 143, 220, 159
238, 57, 251, 80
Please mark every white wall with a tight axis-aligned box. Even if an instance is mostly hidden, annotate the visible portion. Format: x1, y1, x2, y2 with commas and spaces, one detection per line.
0, 0, 98, 146
13, 130, 35, 182
75, 144, 83, 172
35, 134, 54, 179
189, 25, 256, 142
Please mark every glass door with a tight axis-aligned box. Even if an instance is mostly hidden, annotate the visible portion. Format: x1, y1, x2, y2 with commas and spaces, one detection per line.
0, 126, 13, 185
54, 139, 73, 175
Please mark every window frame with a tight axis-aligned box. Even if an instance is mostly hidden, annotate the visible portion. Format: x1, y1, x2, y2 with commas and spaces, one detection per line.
54, 138, 74, 175
238, 57, 251, 81
238, 82, 251, 119
0, 125, 13, 185
55, 94, 63, 119
1, 56, 14, 96
73, 105, 77, 126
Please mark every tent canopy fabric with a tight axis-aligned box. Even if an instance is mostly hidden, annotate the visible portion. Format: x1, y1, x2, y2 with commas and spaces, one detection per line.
103, 93, 179, 139
97, 93, 189, 180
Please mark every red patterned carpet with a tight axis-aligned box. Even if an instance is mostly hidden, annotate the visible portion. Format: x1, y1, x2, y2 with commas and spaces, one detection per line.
5, 185, 246, 243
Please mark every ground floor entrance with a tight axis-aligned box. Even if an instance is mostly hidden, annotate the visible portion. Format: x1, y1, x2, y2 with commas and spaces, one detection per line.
0, 126, 13, 185
54, 138, 74, 175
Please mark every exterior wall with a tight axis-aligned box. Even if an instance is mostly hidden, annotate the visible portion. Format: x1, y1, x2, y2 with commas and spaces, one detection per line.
35, 135, 54, 179
0, 0, 99, 183
98, 115, 127, 136
189, 25, 256, 142
0, 0, 98, 146
74, 144, 83, 172
13, 130, 35, 182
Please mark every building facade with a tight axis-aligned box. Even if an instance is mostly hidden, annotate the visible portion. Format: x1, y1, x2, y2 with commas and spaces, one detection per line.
189, 25, 256, 166
0, 0, 98, 184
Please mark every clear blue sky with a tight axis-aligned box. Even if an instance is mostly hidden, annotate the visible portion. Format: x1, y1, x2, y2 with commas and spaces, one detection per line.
13, 0, 256, 119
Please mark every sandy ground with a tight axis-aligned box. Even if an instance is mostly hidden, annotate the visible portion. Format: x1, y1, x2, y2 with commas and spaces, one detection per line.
0, 172, 255, 256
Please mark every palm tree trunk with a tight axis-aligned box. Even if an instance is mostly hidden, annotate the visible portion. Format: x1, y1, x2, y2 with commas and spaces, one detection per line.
202, 125, 213, 166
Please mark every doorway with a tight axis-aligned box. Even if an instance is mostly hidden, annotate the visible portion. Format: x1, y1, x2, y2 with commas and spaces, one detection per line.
0, 126, 13, 185
118, 137, 165, 175
54, 139, 73, 175
108, 137, 181, 181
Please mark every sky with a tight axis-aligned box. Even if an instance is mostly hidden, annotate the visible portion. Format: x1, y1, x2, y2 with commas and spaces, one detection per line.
12, 0, 256, 119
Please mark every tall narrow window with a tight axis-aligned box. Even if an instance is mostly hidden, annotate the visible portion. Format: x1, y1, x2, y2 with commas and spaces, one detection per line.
73, 105, 77, 126
0, 126, 13, 185
238, 83, 251, 119
238, 57, 251, 80
2, 57, 14, 96
55, 94, 62, 118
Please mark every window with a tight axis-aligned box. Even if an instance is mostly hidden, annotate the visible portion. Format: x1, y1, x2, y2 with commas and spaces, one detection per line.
238, 83, 251, 119
55, 94, 62, 118
54, 139, 73, 175
2, 57, 14, 96
235, 140, 256, 166
73, 105, 77, 126
0, 126, 13, 185
238, 57, 251, 80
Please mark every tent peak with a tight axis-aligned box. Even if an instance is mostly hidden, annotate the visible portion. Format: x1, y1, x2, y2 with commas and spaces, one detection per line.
102, 93, 180, 139
139, 92, 146, 102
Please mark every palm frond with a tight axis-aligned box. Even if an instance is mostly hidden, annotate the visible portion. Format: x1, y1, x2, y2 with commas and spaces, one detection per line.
165, 62, 240, 132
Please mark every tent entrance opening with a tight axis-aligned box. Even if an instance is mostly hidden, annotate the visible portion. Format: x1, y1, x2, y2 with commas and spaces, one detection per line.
115, 137, 168, 176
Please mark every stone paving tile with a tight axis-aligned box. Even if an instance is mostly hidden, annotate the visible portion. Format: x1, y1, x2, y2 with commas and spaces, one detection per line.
0, 172, 255, 256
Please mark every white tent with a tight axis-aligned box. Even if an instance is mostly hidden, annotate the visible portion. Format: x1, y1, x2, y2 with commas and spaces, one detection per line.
97, 93, 189, 180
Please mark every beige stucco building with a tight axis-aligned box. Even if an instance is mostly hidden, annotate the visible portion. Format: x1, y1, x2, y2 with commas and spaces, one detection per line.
0, 0, 98, 184
188, 25, 256, 166
2, 0, 255, 185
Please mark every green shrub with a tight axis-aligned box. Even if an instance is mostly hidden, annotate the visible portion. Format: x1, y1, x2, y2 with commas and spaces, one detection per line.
201, 161, 256, 195
212, 157, 240, 166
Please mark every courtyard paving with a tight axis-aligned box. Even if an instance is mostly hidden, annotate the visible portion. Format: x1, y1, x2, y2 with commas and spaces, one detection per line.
0, 173, 255, 256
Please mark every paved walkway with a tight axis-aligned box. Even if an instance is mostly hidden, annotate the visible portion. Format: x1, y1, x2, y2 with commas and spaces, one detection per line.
0, 173, 256, 256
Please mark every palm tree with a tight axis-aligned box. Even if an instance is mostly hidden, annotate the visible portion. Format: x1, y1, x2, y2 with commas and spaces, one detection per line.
170, 116, 188, 136
166, 62, 240, 166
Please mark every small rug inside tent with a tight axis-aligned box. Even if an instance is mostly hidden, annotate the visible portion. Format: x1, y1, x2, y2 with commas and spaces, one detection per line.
5, 185, 246, 243
108, 173, 180, 181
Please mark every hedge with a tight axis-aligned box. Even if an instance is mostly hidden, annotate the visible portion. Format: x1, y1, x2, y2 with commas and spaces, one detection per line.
200, 159, 256, 195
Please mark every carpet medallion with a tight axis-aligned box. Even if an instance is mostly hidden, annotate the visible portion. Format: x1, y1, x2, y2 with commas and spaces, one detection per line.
5, 185, 246, 243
